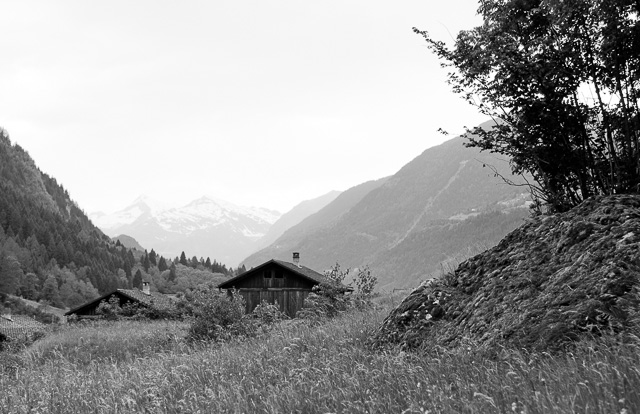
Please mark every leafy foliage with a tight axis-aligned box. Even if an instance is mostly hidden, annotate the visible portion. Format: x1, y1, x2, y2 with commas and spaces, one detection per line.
95, 296, 123, 321
297, 262, 378, 319
93, 295, 182, 321
182, 285, 251, 342
415, 0, 640, 212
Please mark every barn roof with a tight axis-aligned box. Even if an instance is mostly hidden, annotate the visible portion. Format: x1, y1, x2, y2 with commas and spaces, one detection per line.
0, 314, 47, 340
64, 288, 174, 316
217, 259, 351, 290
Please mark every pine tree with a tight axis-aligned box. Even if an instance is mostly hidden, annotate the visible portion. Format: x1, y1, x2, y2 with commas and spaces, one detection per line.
168, 263, 177, 282
0, 255, 23, 295
42, 274, 62, 307
158, 256, 168, 272
149, 249, 157, 266
142, 251, 150, 272
133, 269, 143, 290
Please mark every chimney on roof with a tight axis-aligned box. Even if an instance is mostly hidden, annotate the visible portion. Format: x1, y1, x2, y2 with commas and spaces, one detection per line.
142, 281, 150, 295
293, 252, 300, 267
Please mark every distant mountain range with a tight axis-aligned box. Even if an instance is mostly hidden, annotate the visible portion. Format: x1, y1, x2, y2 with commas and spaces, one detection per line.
90, 196, 281, 266
243, 129, 533, 290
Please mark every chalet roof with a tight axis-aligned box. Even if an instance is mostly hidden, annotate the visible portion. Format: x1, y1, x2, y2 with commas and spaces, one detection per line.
0, 314, 47, 340
117, 289, 175, 310
217, 259, 351, 290
64, 288, 175, 316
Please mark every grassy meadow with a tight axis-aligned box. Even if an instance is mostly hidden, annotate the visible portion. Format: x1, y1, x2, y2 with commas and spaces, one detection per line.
1, 296, 640, 414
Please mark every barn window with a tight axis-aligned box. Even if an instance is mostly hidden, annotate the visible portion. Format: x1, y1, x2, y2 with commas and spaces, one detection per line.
264, 270, 272, 278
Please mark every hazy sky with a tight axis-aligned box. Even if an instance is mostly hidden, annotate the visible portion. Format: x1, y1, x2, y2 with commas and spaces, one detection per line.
1, 0, 486, 214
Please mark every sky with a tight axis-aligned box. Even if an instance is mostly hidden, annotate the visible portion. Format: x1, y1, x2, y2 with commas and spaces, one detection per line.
0, 0, 486, 215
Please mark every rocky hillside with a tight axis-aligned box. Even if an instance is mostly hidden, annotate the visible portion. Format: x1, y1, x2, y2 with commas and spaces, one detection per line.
374, 194, 640, 352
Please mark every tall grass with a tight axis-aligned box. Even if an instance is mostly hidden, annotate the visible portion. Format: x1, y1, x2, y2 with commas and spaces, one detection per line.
1, 302, 639, 413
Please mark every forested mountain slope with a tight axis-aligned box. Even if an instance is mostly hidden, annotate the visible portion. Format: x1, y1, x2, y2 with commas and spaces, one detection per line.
0, 128, 231, 311
243, 129, 531, 290
0, 129, 130, 301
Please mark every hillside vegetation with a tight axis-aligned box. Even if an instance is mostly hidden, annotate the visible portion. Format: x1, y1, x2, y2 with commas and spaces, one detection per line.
375, 194, 640, 352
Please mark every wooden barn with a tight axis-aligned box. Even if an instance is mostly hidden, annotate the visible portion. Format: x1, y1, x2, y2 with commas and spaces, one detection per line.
64, 282, 174, 319
217, 253, 351, 317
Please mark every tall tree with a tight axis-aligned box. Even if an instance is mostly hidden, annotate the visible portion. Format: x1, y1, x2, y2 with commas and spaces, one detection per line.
133, 269, 143, 290
168, 263, 177, 282
42, 274, 62, 307
158, 256, 168, 272
0, 255, 23, 295
179, 251, 188, 266
149, 249, 157, 266
415, 0, 640, 212
142, 251, 150, 272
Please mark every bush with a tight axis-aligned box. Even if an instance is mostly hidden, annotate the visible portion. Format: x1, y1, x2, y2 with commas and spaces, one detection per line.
184, 285, 252, 342
297, 263, 378, 319
249, 300, 288, 325
93, 296, 182, 321
95, 296, 122, 321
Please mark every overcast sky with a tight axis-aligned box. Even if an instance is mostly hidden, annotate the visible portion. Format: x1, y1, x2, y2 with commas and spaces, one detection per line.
1, 0, 486, 214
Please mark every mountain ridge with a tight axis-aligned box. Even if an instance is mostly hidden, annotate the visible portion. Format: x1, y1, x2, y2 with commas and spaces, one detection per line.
90, 195, 282, 266
243, 129, 532, 289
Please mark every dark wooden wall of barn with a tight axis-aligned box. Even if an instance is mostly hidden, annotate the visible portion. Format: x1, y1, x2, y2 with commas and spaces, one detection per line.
238, 289, 311, 318
229, 262, 317, 317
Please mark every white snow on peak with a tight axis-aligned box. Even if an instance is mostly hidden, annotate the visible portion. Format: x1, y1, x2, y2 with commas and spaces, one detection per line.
130, 194, 175, 213
91, 194, 282, 237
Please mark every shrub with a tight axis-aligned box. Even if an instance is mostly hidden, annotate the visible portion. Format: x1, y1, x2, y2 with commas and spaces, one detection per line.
297, 263, 378, 319
249, 300, 288, 325
95, 296, 122, 321
93, 296, 182, 321
184, 285, 252, 342
354, 265, 377, 296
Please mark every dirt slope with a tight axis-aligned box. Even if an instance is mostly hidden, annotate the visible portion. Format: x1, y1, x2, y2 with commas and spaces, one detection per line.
374, 194, 640, 352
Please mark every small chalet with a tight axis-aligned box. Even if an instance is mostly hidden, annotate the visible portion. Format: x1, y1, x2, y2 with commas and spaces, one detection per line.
65, 282, 174, 319
0, 314, 47, 342
217, 253, 351, 317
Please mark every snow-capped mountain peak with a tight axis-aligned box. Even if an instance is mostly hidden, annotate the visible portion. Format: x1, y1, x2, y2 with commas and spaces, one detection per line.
89, 195, 282, 266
